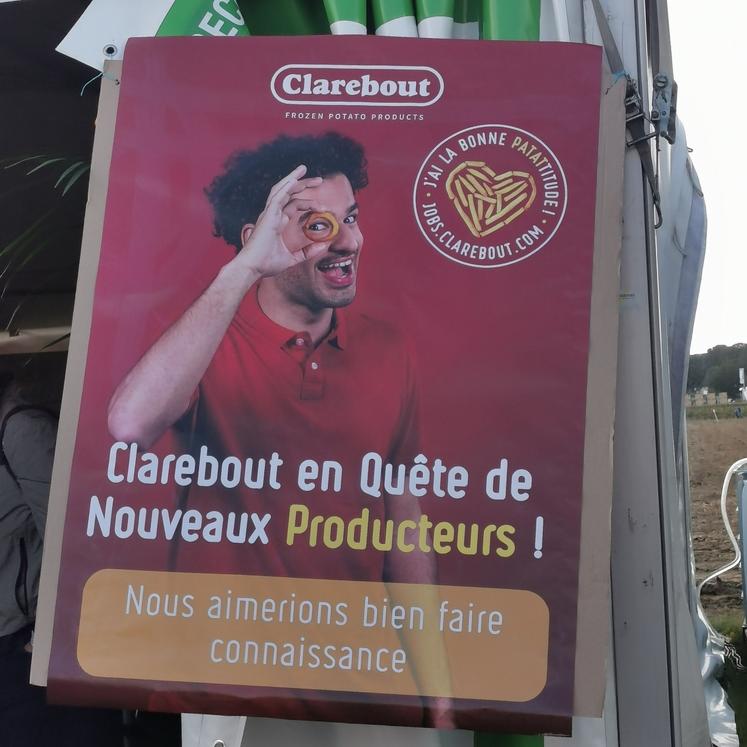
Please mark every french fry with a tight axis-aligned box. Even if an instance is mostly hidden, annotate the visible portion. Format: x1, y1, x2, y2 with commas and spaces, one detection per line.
485, 192, 529, 226
497, 182, 527, 200
468, 167, 493, 184
465, 173, 490, 196
446, 172, 458, 200
503, 195, 526, 226
455, 179, 468, 208
446, 163, 469, 200
454, 200, 479, 237
492, 177, 515, 192
492, 169, 512, 181
467, 192, 480, 229
446, 161, 537, 238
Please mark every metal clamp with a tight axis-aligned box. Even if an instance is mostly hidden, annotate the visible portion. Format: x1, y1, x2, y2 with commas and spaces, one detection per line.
652, 73, 678, 145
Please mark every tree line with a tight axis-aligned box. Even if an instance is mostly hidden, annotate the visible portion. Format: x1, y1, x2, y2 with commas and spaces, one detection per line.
688, 343, 747, 398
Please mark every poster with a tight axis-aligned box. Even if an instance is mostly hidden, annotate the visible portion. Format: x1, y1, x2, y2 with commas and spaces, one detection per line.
47, 36, 603, 733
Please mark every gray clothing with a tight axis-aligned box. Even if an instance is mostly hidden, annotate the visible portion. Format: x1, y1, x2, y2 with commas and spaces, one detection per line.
0, 408, 56, 637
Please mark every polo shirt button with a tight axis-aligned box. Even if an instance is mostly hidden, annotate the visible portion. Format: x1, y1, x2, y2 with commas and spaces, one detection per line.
213, 741, 225, 747
295, 338, 305, 346
311, 362, 319, 370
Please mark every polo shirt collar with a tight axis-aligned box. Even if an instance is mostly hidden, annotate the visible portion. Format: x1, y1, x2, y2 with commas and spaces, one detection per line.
328, 310, 347, 350
237, 284, 347, 351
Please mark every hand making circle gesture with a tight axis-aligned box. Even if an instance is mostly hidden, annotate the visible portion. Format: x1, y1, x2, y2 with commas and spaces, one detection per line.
237, 165, 331, 278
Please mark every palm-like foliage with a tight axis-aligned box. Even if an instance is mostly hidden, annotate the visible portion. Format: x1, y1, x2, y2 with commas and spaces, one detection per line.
0, 155, 89, 333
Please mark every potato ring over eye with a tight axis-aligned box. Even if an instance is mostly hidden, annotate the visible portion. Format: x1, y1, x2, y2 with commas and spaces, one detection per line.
302, 211, 339, 242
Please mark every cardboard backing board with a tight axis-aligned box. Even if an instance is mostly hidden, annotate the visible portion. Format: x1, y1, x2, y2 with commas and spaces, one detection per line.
573, 75, 625, 717
32, 59, 123, 686
33, 38, 621, 733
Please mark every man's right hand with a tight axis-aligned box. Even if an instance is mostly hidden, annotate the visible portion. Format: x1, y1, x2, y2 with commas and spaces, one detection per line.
236, 165, 328, 278
107, 168, 330, 448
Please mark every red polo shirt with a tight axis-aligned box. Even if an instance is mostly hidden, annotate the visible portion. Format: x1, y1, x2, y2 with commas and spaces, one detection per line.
153, 286, 425, 724
173, 284, 420, 581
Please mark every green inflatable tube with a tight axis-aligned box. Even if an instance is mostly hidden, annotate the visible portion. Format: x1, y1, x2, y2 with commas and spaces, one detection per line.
157, 0, 249, 36
480, 0, 540, 40
324, 0, 367, 34
453, 0, 480, 38
416, 0, 454, 38
372, 0, 418, 36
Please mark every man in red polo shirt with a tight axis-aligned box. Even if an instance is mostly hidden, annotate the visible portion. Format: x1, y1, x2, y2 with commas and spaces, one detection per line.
107, 132, 451, 729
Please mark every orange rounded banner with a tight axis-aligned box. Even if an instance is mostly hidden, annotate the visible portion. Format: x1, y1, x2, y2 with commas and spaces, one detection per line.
78, 570, 549, 702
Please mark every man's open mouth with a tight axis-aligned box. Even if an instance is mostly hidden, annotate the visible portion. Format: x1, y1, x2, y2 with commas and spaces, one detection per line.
316, 256, 355, 286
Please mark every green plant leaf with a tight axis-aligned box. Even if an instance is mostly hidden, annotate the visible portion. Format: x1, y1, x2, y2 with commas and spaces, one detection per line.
9, 234, 52, 272
3, 155, 50, 169
60, 162, 90, 196
0, 208, 56, 263
53, 160, 87, 189
4, 301, 23, 332
26, 157, 67, 175
0, 235, 53, 300
1, 153, 91, 313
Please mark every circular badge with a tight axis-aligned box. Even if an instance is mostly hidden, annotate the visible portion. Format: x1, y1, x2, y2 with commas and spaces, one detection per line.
413, 125, 567, 268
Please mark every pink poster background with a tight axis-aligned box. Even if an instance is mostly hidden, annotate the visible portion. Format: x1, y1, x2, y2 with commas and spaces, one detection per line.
49, 36, 602, 733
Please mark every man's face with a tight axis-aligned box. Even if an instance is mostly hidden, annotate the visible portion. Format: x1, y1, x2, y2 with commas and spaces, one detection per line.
274, 173, 363, 311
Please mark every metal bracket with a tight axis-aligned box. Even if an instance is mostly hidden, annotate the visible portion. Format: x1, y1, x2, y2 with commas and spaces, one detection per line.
651, 73, 678, 144
620, 77, 664, 228
624, 85, 657, 147
589, 0, 664, 227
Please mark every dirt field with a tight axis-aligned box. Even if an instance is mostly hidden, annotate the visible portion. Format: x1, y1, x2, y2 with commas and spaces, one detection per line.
688, 417, 747, 615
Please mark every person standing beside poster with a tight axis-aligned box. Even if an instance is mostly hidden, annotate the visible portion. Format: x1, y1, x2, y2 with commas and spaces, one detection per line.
0, 370, 55, 745
0, 370, 122, 746
107, 131, 452, 729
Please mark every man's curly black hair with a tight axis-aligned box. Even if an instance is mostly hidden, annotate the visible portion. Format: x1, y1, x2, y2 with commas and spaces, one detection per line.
205, 132, 368, 251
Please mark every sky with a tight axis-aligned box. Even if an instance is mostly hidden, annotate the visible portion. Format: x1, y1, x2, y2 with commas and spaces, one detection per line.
668, 2, 746, 354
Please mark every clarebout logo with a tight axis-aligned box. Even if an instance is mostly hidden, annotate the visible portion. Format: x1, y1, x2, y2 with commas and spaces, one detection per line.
271, 64, 444, 107
413, 125, 567, 268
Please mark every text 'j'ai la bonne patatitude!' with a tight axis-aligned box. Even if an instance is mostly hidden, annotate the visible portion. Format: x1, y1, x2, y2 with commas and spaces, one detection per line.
84, 443, 540, 558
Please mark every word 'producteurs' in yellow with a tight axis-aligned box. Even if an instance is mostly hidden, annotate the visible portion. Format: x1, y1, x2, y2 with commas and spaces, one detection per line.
286, 505, 515, 557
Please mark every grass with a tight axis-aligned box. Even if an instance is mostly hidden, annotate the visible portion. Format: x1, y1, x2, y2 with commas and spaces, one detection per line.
688, 416, 747, 742
711, 611, 744, 642
686, 403, 745, 421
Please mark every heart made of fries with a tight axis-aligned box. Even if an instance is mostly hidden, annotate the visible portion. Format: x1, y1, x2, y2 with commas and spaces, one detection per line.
445, 161, 537, 239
